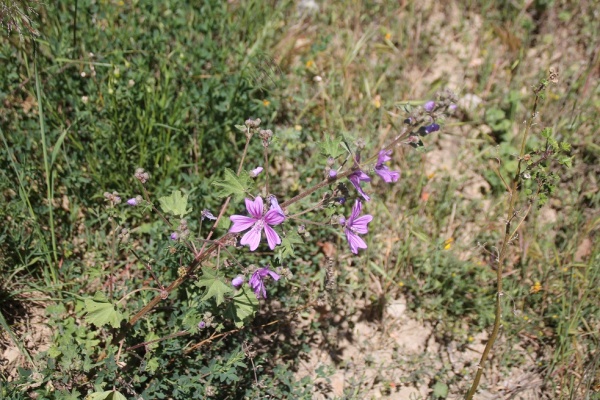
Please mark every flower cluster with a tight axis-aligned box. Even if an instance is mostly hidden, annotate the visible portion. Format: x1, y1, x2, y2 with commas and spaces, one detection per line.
347, 149, 400, 201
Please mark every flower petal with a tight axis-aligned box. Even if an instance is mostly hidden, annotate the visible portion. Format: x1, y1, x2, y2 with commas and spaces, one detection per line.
377, 149, 392, 165
348, 177, 371, 202
352, 215, 373, 234
263, 225, 281, 250
229, 215, 257, 232
264, 209, 285, 225
240, 227, 262, 251
246, 196, 264, 219
348, 200, 362, 224
375, 168, 400, 183
267, 270, 280, 281
345, 229, 367, 254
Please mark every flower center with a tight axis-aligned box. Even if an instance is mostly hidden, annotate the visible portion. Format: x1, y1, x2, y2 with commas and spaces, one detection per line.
253, 219, 265, 232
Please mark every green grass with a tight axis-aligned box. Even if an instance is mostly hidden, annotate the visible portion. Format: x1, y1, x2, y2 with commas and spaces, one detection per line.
1, 0, 599, 399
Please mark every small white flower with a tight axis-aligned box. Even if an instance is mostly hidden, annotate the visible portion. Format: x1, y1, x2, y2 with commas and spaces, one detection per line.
81, 96, 89, 104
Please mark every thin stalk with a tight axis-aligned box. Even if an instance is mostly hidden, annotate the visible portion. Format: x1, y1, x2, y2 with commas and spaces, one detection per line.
34, 51, 59, 282
465, 86, 545, 399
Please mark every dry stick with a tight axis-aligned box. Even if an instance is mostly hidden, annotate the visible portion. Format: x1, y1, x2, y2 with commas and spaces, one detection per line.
113, 129, 414, 345
465, 86, 544, 399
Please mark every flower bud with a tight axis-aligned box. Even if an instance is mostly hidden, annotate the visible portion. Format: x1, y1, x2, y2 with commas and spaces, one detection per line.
423, 101, 435, 112
232, 275, 245, 288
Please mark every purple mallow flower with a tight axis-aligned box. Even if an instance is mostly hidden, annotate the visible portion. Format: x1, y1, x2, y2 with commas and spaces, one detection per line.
268, 195, 285, 218
423, 101, 436, 112
348, 169, 371, 202
250, 166, 263, 177
374, 150, 400, 183
249, 266, 280, 299
170, 232, 179, 241
229, 196, 285, 251
341, 200, 373, 254
232, 275, 245, 288
198, 321, 206, 329
127, 198, 138, 206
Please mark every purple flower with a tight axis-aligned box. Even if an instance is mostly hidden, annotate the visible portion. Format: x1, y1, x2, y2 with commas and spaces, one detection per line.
424, 101, 436, 112
420, 123, 440, 136
329, 169, 338, 178
268, 195, 285, 219
343, 200, 373, 254
127, 198, 138, 206
249, 266, 280, 299
201, 209, 217, 221
374, 150, 400, 183
229, 196, 285, 251
198, 321, 206, 329
232, 275, 245, 288
170, 232, 179, 241
250, 167, 263, 177
348, 169, 371, 202
448, 103, 457, 113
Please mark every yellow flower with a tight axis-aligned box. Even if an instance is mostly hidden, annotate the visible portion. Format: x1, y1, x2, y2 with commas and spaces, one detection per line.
467, 336, 474, 343
372, 95, 381, 108
444, 238, 454, 250
263, 99, 270, 107
530, 281, 542, 294
294, 124, 302, 131
305, 60, 314, 69
385, 33, 392, 41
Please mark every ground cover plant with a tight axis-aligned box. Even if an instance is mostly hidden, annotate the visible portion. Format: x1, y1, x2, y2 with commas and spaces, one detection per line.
1, 0, 599, 399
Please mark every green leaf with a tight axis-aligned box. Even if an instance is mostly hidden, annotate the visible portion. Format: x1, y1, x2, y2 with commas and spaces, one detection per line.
196, 267, 233, 305
559, 141, 571, 152
84, 292, 124, 329
212, 168, 253, 201
275, 232, 304, 262
146, 357, 160, 374
225, 285, 259, 328
158, 190, 191, 217
540, 127, 552, 138
558, 156, 573, 168
432, 381, 448, 398
85, 391, 126, 400
319, 136, 344, 158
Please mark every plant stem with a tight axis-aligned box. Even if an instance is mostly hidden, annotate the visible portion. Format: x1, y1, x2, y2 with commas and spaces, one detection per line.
34, 51, 59, 283
465, 87, 544, 399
